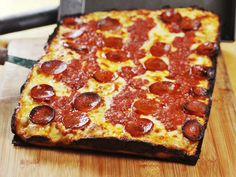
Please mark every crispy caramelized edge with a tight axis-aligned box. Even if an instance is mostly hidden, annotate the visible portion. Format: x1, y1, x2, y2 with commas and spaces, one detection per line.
11, 8, 221, 165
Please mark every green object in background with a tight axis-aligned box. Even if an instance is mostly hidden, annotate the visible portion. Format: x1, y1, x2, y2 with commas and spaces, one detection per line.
7, 56, 36, 69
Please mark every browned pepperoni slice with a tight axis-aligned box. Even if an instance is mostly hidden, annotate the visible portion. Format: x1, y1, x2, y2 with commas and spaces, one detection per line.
144, 58, 168, 71
149, 81, 176, 95
64, 42, 89, 54
40, 60, 67, 75
125, 118, 154, 137
180, 18, 201, 31
104, 37, 123, 49
191, 87, 208, 97
182, 120, 203, 141
29, 105, 55, 125
94, 70, 115, 83
183, 100, 207, 117
150, 42, 171, 57
190, 65, 215, 79
196, 42, 219, 56
74, 92, 101, 112
105, 50, 128, 62
133, 99, 159, 115
160, 10, 182, 23
63, 17, 77, 26
63, 113, 90, 129
63, 29, 85, 39
97, 17, 121, 31
30, 84, 55, 101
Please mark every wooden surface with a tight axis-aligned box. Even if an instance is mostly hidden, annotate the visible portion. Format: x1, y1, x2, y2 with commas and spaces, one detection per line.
0, 39, 236, 177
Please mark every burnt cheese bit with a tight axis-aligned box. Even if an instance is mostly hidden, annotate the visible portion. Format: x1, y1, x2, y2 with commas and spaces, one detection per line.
180, 18, 201, 31
149, 81, 176, 95
133, 99, 159, 115
30, 84, 55, 102
40, 60, 67, 75
182, 120, 204, 141
125, 118, 154, 137
29, 105, 55, 125
160, 10, 182, 23
144, 58, 168, 71
62, 113, 91, 129
93, 70, 116, 83
183, 100, 208, 117
97, 17, 121, 31
150, 42, 171, 57
74, 92, 102, 112
196, 42, 219, 56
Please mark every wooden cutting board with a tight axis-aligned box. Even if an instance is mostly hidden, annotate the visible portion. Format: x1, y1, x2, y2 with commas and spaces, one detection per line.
0, 39, 235, 177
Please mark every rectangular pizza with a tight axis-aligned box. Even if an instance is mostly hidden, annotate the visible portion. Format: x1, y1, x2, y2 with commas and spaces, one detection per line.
11, 7, 220, 165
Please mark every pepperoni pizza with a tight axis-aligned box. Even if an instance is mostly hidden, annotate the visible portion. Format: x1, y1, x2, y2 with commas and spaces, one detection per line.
12, 8, 220, 165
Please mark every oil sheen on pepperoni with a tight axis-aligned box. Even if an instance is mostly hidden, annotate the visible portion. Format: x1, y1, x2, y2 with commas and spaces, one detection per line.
144, 58, 168, 71
182, 120, 203, 141
104, 37, 123, 49
150, 42, 171, 57
40, 60, 67, 75
30, 84, 55, 101
105, 50, 128, 62
97, 17, 121, 31
180, 18, 201, 31
63, 42, 89, 54
196, 42, 218, 56
183, 100, 207, 117
94, 70, 115, 83
133, 99, 159, 115
191, 87, 208, 97
29, 105, 55, 125
160, 10, 182, 23
125, 118, 154, 137
149, 81, 176, 95
74, 92, 101, 112
63, 113, 90, 129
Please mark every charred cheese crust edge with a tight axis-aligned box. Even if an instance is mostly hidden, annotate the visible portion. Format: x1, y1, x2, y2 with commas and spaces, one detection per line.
11, 7, 220, 165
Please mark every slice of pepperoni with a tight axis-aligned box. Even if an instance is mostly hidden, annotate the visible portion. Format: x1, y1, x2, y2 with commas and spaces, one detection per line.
150, 42, 171, 57
29, 105, 55, 125
133, 99, 159, 115
183, 100, 207, 117
104, 37, 123, 49
125, 118, 154, 137
144, 58, 168, 71
160, 10, 182, 23
105, 50, 128, 62
180, 18, 201, 31
190, 65, 215, 79
64, 42, 89, 54
149, 81, 176, 95
94, 70, 115, 83
63, 17, 77, 26
196, 42, 219, 56
97, 17, 121, 31
182, 120, 203, 141
40, 60, 67, 75
74, 92, 102, 112
63, 29, 86, 39
63, 113, 90, 129
30, 84, 55, 102
191, 87, 208, 97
